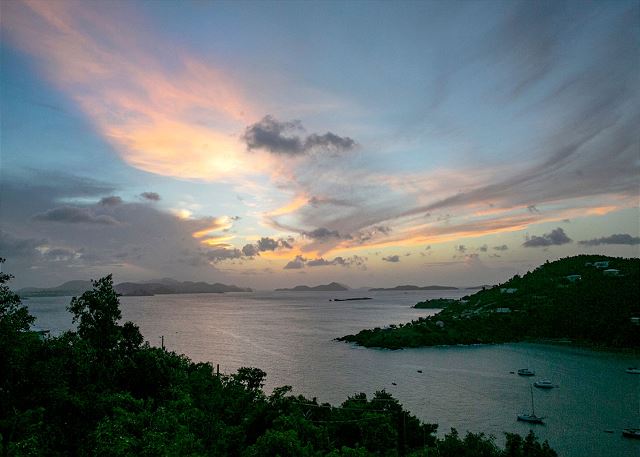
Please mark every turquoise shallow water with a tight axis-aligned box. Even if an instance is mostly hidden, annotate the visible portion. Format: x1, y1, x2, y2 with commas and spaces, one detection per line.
27, 290, 640, 457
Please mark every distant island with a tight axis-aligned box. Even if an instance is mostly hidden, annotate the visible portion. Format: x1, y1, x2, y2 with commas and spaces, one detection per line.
18, 277, 252, 297
339, 255, 640, 350
369, 285, 458, 291
275, 282, 349, 292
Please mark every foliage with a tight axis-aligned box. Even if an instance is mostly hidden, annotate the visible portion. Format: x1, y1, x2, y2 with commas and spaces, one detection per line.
340, 255, 640, 349
0, 266, 557, 456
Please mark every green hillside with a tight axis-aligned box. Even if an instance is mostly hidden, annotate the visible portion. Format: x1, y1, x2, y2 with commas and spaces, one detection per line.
339, 255, 640, 349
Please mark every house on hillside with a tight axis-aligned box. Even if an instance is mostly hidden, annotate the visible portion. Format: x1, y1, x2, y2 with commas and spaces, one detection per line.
565, 274, 581, 283
593, 261, 610, 269
495, 307, 511, 313
500, 288, 518, 294
603, 268, 620, 277
631, 317, 640, 326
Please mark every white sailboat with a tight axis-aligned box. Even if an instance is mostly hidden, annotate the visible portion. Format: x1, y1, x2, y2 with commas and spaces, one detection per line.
517, 384, 544, 424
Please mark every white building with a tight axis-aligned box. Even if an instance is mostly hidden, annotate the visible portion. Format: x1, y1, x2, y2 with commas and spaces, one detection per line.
500, 288, 518, 294
495, 308, 512, 313
565, 274, 581, 282
603, 268, 620, 277
593, 261, 610, 269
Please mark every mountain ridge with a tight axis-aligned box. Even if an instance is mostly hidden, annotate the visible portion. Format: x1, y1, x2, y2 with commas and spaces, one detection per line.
18, 278, 252, 297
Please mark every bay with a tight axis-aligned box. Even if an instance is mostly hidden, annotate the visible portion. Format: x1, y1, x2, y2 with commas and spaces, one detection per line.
25, 289, 640, 457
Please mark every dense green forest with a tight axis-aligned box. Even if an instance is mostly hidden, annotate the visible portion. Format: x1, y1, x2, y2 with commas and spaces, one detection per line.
340, 255, 640, 350
0, 259, 558, 456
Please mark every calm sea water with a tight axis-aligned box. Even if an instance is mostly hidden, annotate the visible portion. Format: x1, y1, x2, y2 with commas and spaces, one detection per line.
26, 290, 640, 457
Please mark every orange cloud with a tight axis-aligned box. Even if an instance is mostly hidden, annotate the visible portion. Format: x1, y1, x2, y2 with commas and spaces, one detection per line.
192, 217, 234, 240
266, 195, 309, 218
3, 0, 262, 180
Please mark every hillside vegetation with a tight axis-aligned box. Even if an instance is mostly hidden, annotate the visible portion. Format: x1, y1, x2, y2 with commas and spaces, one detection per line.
339, 255, 640, 350
0, 259, 556, 456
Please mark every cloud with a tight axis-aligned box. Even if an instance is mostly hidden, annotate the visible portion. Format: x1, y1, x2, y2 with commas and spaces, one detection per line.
0, 231, 46, 259
493, 244, 509, 251
284, 255, 306, 270
99, 196, 123, 206
523, 227, 572, 247
382, 255, 400, 263
242, 244, 259, 257
243, 115, 356, 155
455, 245, 467, 253
282, 254, 366, 269
303, 227, 341, 240
33, 206, 120, 225
203, 248, 243, 263
239, 237, 294, 258
2, 0, 258, 180
306, 255, 367, 268
256, 237, 279, 251
42, 247, 78, 262
306, 258, 333, 267
578, 233, 640, 246
140, 192, 161, 201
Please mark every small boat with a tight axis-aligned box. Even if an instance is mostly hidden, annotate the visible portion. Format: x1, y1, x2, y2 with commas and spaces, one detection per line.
517, 385, 544, 424
517, 368, 535, 376
533, 379, 554, 389
622, 428, 640, 439
417, 370, 423, 373
391, 382, 397, 386
626, 367, 640, 374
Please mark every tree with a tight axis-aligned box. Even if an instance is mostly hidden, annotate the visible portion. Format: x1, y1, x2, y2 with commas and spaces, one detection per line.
233, 367, 267, 392
68, 275, 142, 353
0, 258, 34, 339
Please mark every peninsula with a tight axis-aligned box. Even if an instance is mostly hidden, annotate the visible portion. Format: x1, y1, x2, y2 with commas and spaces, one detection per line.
339, 255, 640, 350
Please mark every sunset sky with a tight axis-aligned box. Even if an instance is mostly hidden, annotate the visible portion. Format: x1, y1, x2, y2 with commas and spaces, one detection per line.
1, 0, 638, 289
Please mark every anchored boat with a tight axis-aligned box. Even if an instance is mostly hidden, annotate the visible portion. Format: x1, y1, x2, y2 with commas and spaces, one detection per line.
533, 379, 554, 389
517, 385, 544, 424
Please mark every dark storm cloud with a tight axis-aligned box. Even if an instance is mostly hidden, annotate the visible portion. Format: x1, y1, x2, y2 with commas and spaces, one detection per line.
523, 227, 572, 248
140, 192, 161, 201
578, 233, 640, 246
33, 206, 120, 225
99, 196, 123, 206
243, 115, 356, 155
382, 255, 400, 263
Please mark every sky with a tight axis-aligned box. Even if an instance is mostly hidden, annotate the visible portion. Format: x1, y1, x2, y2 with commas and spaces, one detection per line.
1, 0, 638, 289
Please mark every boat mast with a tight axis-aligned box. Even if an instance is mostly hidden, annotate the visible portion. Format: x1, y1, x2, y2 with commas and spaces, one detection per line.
530, 384, 535, 416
